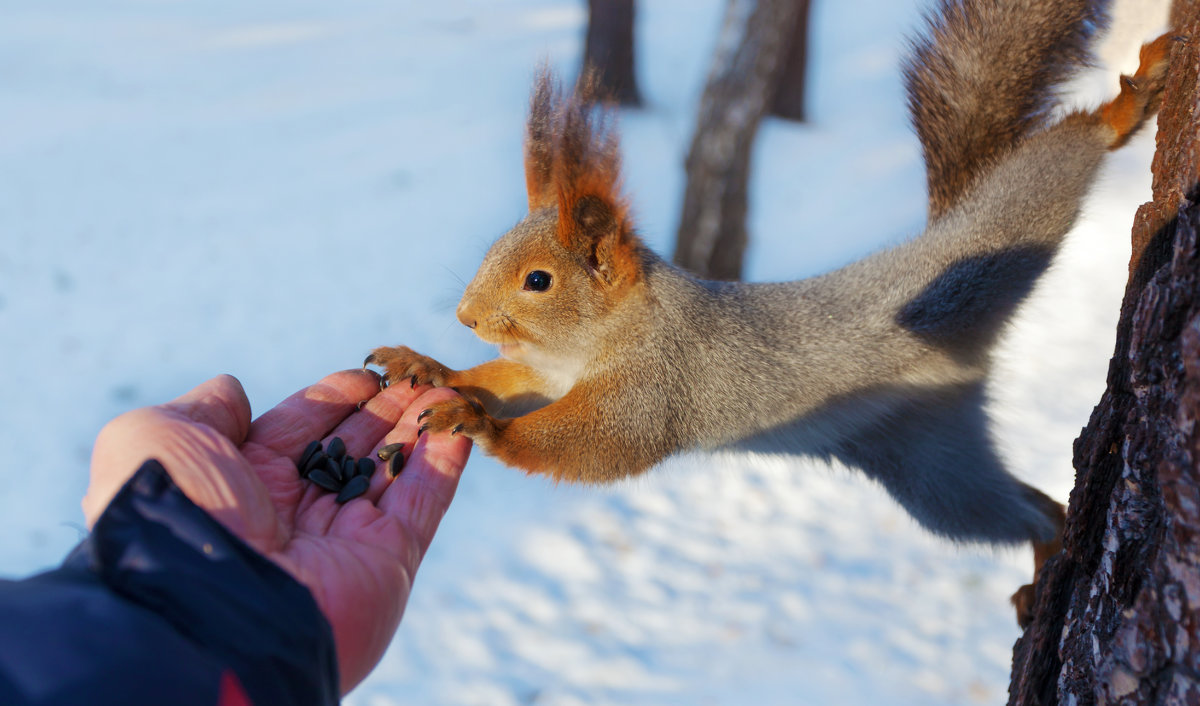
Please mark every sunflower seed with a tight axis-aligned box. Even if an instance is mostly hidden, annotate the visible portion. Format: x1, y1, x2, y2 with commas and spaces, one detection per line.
336, 475, 370, 504
308, 468, 342, 492
327, 436, 346, 461
302, 450, 328, 478
324, 455, 344, 483
377, 443, 404, 461
356, 457, 376, 479
298, 440, 322, 474
341, 456, 357, 481
388, 452, 405, 479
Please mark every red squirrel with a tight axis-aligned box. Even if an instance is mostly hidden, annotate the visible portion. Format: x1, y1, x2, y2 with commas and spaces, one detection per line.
367, 0, 1174, 626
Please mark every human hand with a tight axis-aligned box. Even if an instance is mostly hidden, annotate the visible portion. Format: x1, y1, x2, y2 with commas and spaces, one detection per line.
82, 369, 471, 693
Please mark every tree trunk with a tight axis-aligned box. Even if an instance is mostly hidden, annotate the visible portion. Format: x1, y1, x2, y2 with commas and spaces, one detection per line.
1008, 13, 1200, 706
580, 0, 641, 106
672, 0, 803, 281
768, 0, 811, 122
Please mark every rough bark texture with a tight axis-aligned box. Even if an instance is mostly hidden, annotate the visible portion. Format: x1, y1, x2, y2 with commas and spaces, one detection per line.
768, 0, 811, 122
672, 0, 803, 281
1008, 19, 1200, 706
1171, 0, 1200, 41
580, 0, 641, 106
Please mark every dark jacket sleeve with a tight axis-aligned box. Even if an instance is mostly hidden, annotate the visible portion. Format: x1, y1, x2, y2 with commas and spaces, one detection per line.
0, 460, 340, 706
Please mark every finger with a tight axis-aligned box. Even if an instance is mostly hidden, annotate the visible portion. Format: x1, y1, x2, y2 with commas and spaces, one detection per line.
294, 382, 434, 517
269, 379, 428, 526
376, 387, 471, 559
160, 374, 252, 445
349, 383, 440, 507
247, 369, 382, 462
292, 386, 465, 539
322, 381, 431, 460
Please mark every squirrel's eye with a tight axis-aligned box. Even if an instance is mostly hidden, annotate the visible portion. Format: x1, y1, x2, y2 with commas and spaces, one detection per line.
524, 270, 552, 292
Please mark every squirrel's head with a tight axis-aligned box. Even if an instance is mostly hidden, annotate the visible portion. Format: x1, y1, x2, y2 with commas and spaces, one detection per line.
457, 67, 645, 368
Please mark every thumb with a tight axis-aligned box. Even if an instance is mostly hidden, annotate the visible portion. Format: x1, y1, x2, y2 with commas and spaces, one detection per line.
160, 374, 252, 445
82, 375, 252, 527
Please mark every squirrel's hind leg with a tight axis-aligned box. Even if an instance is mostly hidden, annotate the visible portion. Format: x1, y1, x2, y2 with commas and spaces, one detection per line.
833, 382, 1059, 544
1011, 502, 1065, 628
1098, 33, 1178, 148
830, 382, 1062, 625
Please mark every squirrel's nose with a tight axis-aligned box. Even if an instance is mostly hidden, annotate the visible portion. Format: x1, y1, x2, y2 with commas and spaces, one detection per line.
456, 300, 477, 329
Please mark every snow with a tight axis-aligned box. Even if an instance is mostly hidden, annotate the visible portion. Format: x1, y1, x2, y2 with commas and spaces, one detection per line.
0, 0, 1170, 703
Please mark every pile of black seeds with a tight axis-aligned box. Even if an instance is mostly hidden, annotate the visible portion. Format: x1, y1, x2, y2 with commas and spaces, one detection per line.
297, 437, 406, 503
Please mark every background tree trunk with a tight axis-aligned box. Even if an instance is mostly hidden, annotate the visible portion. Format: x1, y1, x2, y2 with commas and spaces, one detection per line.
672, 0, 804, 281
580, 0, 641, 106
1008, 14, 1200, 706
768, 0, 811, 122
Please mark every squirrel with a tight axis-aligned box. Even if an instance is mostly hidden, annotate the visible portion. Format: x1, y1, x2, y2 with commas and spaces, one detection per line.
367, 0, 1174, 626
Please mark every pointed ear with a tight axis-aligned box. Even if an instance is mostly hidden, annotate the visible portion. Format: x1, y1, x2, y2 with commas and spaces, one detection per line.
526, 66, 641, 286
524, 66, 558, 211
566, 194, 639, 285
552, 92, 628, 243
552, 92, 638, 284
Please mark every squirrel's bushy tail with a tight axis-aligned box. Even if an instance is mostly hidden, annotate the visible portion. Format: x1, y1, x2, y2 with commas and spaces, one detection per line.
904, 0, 1107, 221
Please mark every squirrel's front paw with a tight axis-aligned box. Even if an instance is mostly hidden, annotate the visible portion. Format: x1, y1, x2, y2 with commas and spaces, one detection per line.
416, 397, 500, 447
365, 345, 453, 388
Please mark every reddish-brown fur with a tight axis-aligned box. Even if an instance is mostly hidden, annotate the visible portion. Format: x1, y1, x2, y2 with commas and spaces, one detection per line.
1012, 500, 1066, 627
365, 348, 558, 415
545, 74, 642, 290
524, 67, 558, 211
368, 33, 1175, 626
904, 0, 1102, 221
1099, 34, 1176, 148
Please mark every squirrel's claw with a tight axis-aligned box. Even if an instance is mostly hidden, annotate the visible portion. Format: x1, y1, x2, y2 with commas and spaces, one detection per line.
364, 345, 453, 389
412, 397, 496, 447
364, 353, 390, 390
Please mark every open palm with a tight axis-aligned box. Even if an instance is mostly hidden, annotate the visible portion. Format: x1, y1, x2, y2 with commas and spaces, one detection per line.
83, 369, 471, 693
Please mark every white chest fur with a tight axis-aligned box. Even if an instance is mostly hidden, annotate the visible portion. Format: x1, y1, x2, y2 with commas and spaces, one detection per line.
500, 342, 587, 400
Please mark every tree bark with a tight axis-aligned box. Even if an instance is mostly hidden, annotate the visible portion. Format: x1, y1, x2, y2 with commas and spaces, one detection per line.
1008, 15, 1200, 706
580, 0, 641, 106
768, 0, 811, 122
672, 0, 803, 281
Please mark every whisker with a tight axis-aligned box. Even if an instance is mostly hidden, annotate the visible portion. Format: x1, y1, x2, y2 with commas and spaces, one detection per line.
439, 264, 468, 289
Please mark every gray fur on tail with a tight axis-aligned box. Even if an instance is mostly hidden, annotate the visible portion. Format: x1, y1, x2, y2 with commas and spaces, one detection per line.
905, 0, 1107, 220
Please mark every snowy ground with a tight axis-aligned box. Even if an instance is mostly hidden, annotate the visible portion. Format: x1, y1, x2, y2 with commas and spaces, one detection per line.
0, 0, 1171, 704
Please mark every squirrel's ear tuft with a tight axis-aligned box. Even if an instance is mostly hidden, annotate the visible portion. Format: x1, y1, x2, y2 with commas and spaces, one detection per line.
524, 66, 639, 285
572, 195, 618, 235
525, 66, 559, 211
551, 72, 629, 246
